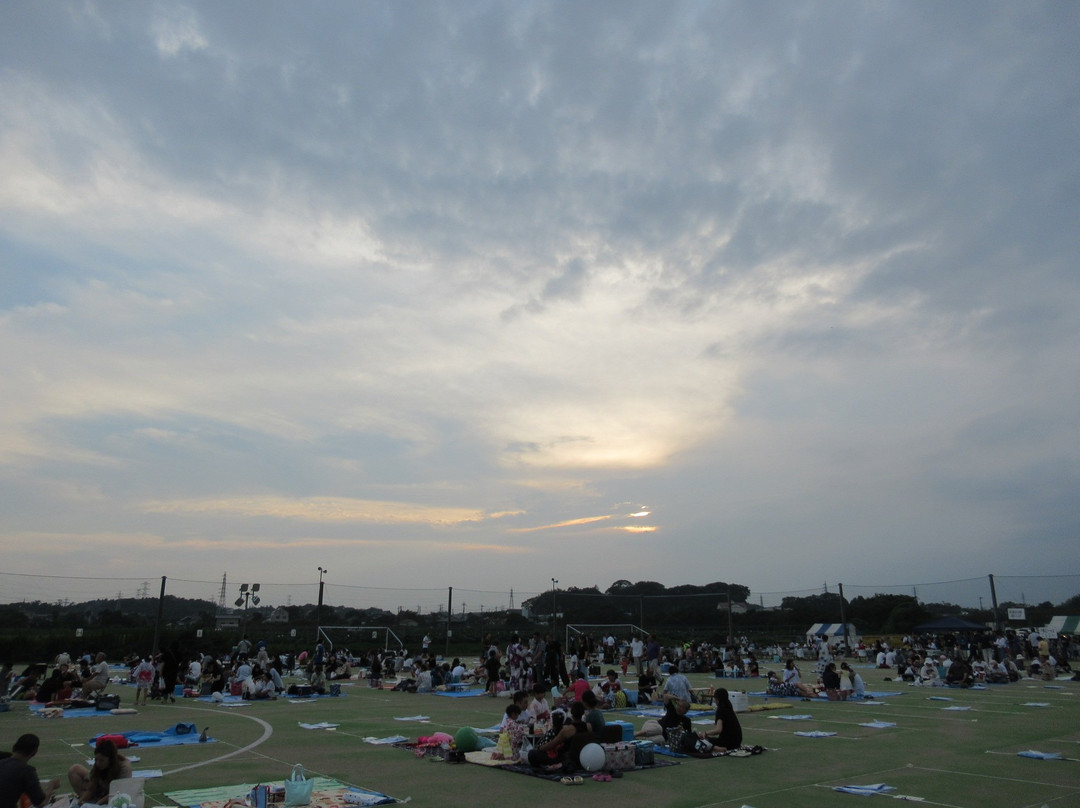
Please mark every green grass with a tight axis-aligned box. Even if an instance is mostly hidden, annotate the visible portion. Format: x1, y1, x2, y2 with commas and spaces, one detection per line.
5, 665, 1079, 808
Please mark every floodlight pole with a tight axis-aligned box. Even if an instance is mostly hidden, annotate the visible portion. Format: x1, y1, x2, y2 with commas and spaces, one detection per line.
317, 566, 327, 642
151, 576, 167, 657
551, 578, 558, 631
838, 582, 848, 656
727, 589, 734, 647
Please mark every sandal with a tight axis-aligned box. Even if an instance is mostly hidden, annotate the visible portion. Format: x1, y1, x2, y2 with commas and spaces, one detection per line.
560, 776, 583, 786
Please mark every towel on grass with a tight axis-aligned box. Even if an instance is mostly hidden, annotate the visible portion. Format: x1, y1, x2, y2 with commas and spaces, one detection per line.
1017, 750, 1063, 760
794, 731, 836, 738
771, 714, 813, 720
393, 716, 430, 722
942, 706, 972, 711
364, 735, 409, 745
859, 721, 896, 729
90, 724, 214, 747
299, 722, 339, 730
833, 783, 896, 796
1022, 702, 1051, 707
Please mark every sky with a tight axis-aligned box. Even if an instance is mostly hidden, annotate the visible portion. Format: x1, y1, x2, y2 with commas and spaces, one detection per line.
1, 1, 1078, 615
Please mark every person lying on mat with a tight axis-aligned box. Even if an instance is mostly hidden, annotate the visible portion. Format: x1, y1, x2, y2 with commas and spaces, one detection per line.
766, 670, 818, 698
527, 703, 589, 768
703, 688, 743, 752
68, 739, 131, 805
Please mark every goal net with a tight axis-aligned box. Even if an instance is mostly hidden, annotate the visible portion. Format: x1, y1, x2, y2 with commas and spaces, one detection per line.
317, 625, 405, 655
565, 623, 648, 661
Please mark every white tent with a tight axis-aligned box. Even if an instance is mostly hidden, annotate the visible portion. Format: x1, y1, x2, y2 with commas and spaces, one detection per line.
806, 623, 860, 648
1042, 615, 1080, 638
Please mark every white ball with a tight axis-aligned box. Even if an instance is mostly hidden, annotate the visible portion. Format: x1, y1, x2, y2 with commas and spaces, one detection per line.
578, 742, 605, 772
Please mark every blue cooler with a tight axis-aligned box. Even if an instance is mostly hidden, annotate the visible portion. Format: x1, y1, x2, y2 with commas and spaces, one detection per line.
609, 720, 634, 741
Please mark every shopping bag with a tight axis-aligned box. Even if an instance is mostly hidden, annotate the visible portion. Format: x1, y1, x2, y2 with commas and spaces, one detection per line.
283, 765, 313, 806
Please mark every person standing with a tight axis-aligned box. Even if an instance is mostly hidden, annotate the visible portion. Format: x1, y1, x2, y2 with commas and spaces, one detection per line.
161, 640, 181, 703
0, 735, 59, 808
646, 635, 662, 678
631, 635, 644, 676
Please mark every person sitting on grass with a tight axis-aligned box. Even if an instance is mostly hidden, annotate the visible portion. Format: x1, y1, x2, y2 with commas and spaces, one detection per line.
840, 662, 866, 699
581, 689, 605, 735
556, 670, 591, 707
527, 703, 589, 769
637, 668, 660, 704
820, 662, 843, 699
528, 683, 552, 726
703, 688, 743, 752
0, 734, 60, 808
661, 669, 693, 715
600, 669, 623, 708
252, 671, 277, 700
68, 739, 132, 805
79, 653, 110, 701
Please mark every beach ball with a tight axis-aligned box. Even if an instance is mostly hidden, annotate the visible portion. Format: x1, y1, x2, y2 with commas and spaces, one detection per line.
579, 742, 605, 772
454, 726, 480, 753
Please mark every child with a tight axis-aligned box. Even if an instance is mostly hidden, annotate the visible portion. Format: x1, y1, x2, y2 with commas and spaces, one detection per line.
133, 656, 155, 706
527, 683, 551, 727
600, 669, 623, 707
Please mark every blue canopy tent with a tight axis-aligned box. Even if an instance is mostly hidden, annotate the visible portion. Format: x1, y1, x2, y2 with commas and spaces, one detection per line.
806, 623, 859, 648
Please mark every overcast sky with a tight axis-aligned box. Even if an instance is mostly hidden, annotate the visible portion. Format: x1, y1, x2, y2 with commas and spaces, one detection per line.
1, 1, 1077, 614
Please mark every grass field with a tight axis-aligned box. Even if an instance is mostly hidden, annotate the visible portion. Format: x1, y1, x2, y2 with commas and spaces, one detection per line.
4, 665, 1079, 808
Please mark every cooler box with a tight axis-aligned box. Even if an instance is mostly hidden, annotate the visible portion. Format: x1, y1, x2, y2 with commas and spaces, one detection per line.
608, 720, 634, 741
632, 740, 654, 766
601, 742, 636, 771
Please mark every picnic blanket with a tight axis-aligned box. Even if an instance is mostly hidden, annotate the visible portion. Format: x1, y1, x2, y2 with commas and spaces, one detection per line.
30, 704, 126, 719
834, 783, 896, 796
164, 781, 401, 807
462, 748, 678, 781
91, 723, 214, 748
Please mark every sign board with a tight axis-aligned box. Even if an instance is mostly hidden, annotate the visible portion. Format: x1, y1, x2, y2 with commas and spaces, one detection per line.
76, 628, 84, 637
1007, 608, 1026, 621
196, 629, 203, 638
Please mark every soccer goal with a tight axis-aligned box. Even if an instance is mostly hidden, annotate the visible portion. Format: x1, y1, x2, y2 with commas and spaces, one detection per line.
317, 625, 405, 655
565, 623, 648, 662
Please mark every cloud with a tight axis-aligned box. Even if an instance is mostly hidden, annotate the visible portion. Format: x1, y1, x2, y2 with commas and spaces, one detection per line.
0, 2, 1077, 606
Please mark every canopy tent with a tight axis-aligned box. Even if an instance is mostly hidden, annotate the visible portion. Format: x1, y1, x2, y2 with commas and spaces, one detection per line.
806, 623, 859, 646
1043, 615, 1080, 636
912, 616, 988, 633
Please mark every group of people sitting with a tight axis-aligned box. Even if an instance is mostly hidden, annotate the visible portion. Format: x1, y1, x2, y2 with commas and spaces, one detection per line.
2, 653, 114, 706
765, 658, 867, 700
489, 668, 744, 769
1, 733, 134, 808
